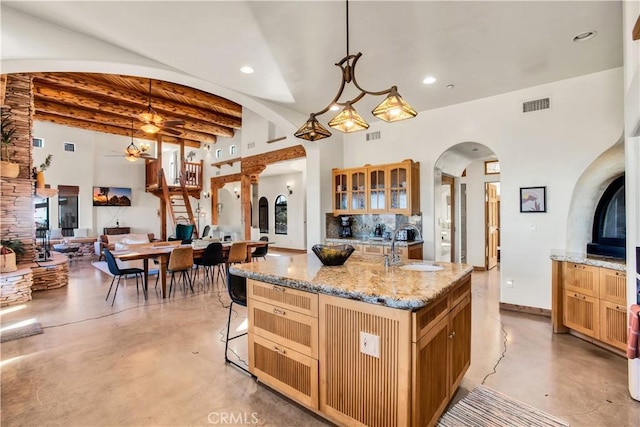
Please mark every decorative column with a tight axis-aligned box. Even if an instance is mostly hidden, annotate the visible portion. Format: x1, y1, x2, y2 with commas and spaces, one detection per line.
0, 74, 36, 263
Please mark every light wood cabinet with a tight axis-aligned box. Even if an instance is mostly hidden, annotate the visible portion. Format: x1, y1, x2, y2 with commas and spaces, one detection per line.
248, 279, 319, 409
412, 276, 471, 427
555, 262, 627, 352
332, 159, 420, 215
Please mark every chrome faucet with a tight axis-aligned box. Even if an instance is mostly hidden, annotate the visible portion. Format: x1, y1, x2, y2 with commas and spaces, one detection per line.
385, 224, 423, 267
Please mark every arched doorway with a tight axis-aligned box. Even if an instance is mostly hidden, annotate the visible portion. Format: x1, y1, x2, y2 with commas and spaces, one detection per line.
434, 142, 500, 271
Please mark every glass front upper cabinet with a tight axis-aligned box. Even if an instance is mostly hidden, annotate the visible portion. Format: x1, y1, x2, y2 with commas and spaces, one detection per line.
369, 167, 386, 212
350, 170, 367, 212
333, 170, 349, 214
389, 165, 408, 212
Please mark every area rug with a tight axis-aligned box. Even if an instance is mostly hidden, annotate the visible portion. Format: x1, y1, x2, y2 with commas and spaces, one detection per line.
91, 261, 158, 277
438, 385, 570, 427
1, 322, 44, 343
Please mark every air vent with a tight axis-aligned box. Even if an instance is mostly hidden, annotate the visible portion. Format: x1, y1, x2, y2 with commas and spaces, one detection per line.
247, 142, 255, 149
32, 137, 44, 148
365, 131, 381, 141
64, 142, 76, 152
522, 98, 550, 113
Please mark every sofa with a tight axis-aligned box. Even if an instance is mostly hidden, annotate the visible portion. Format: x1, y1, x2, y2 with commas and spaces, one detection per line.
94, 233, 156, 260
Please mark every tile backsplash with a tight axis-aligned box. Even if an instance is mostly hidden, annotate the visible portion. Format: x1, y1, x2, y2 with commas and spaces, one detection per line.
326, 213, 422, 239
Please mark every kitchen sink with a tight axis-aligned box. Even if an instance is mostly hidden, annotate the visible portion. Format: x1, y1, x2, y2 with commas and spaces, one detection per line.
399, 264, 444, 272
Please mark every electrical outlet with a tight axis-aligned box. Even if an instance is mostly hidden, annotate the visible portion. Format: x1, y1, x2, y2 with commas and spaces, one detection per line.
530, 222, 537, 231
360, 331, 380, 358
506, 279, 514, 288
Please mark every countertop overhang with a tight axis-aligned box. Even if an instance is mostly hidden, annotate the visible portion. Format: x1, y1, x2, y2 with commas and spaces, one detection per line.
229, 253, 472, 310
549, 250, 625, 271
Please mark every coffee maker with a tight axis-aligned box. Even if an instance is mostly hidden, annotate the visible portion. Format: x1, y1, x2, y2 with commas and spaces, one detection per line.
339, 216, 352, 238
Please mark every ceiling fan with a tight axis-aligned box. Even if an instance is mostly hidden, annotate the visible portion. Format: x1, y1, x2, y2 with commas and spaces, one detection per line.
137, 79, 185, 135
106, 119, 156, 162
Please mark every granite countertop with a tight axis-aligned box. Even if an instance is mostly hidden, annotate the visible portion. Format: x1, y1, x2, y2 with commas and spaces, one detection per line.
325, 237, 424, 247
229, 253, 472, 310
549, 250, 626, 272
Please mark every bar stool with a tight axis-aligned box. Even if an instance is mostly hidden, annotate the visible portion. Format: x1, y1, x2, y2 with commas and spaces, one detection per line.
225, 271, 251, 375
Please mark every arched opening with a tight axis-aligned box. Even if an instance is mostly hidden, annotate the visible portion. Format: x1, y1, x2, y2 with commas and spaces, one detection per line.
258, 196, 269, 234
274, 195, 288, 235
587, 174, 625, 258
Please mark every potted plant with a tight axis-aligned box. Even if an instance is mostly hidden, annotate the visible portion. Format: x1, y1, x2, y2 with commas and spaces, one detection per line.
0, 239, 25, 273
0, 106, 19, 178
32, 154, 52, 188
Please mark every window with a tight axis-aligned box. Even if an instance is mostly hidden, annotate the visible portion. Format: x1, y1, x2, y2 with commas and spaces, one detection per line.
274, 195, 287, 235
259, 197, 269, 233
230, 145, 236, 155
58, 185, 79, 236
32, 137, 44, 148
484, 160, 500, 175
64, 142, 75, 152
215, 149, 221, 159
587, 175, 625, 258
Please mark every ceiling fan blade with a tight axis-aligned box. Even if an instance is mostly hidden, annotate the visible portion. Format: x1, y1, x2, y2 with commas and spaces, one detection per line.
163, 127, 182, 136
163, 120, 185, 127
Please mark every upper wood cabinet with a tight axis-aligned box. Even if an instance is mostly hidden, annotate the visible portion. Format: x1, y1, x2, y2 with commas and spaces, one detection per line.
332, 159, 420, 215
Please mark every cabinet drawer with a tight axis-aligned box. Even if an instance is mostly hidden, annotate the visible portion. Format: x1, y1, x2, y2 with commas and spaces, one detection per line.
599, 300, 628, 351
598, 269, 626, 305
248, 279, 318, 317
413, 293, 449, 343
249, 299, 318, 358
249, 334, 318, 410
563, 263, 599, 297
563, 290, 599, 338
384, 246, 409, 258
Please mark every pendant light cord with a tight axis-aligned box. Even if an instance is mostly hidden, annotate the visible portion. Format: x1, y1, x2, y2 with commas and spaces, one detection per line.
345, 0, 349, 57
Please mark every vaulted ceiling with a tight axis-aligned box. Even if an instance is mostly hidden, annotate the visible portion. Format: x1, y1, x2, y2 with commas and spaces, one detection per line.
30, 73, 242, 148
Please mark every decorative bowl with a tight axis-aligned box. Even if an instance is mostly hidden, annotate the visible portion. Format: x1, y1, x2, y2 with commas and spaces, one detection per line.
312, 244, 355, 266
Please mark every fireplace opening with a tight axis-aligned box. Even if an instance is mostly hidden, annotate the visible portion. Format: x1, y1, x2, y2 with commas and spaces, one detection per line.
587, 174, 625, 259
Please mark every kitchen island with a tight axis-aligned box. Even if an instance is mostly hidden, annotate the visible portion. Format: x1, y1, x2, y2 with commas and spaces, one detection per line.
229, 254, 472, 427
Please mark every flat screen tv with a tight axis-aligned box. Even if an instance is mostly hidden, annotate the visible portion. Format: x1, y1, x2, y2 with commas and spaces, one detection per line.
93, 187, 132, 207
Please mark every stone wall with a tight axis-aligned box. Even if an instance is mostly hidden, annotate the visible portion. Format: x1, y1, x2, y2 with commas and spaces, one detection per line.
0, 267, 33, 306
1, 74, 35, 263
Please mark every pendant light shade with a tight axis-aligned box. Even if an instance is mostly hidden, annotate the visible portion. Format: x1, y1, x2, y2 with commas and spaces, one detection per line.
294, 114, 332, 141
328, 103, 369, 133
371, 87, 417, 122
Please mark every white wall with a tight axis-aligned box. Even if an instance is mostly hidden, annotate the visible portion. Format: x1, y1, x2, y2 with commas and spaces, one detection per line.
33, 121, 160, 237
342, 68, 623, 310
258, 172, 306, 250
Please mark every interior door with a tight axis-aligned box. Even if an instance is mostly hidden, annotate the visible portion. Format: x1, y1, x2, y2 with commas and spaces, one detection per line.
441, 175, 455, 262
485, 182, 499, 270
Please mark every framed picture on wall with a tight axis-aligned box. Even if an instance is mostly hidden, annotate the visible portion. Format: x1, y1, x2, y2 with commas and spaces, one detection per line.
520, 186, 546, 212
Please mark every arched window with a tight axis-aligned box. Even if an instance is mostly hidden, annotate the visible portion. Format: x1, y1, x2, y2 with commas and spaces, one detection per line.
215, 149, 221, 159
230, 145, 236, 155
587, 175, 625, 258
274, 195, 287, 235
259, 197, 269, 233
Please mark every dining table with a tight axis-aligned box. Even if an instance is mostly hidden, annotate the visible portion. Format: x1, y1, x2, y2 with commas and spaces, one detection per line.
112, 240, 270, 299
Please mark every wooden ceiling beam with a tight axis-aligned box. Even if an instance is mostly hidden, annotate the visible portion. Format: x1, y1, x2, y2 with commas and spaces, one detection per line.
34, 98, 217, 143
241, 144, 306, 171
32, 86, 234, 138
102, 74, 242, 118
34, 112, 201, 148
32, 74, 241, 130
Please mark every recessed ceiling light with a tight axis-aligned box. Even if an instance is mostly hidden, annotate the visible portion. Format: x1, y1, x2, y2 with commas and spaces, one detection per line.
573, 31, 597, 42
240, 66, 254, 74
446, 84, 455, 89
422, 76, 437, 85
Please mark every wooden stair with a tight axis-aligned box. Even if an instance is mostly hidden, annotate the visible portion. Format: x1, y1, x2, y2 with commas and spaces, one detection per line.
159, 167, 198, 239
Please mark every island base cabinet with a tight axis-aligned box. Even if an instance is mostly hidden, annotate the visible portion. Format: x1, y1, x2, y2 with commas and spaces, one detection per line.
319, 295, 412, 427
599, 300, 628, 351
248, 334, 319, 410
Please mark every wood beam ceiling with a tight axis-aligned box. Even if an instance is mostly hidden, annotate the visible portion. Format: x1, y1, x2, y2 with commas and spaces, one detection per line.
28, 72, 242, 146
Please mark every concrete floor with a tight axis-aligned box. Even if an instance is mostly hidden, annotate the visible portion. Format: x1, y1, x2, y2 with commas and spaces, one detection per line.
1, 255, 638, 426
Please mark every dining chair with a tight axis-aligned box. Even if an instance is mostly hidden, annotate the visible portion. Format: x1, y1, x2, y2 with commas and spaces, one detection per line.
168, 223, 195, 244
167, 246, 195, 296
225, 271, 251, 375
194, 242, 225, 291
225, 242, 247, 270
250, 236, 269, 261
103, 249, 145, 306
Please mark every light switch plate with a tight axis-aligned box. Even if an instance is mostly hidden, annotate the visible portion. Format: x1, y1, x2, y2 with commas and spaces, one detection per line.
360, 331, 380, 358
